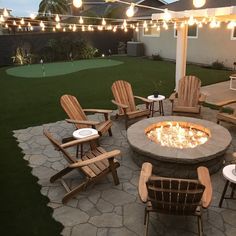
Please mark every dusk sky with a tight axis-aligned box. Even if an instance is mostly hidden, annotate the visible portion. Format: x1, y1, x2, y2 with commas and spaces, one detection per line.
0, 0, 176, 17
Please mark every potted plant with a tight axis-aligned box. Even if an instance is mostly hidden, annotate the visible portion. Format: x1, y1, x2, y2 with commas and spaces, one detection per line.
151, 80, 162, 98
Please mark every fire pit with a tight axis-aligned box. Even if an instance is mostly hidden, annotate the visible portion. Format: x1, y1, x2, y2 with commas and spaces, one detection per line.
127, 116, 232, 178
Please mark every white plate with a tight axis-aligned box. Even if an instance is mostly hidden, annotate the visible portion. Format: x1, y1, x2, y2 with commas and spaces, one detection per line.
73, 128, 98, 139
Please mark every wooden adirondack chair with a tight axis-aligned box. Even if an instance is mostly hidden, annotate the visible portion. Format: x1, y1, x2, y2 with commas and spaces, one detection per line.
111, 80, 152, 129
139, 162, 212, 236
44, 130, 121, 203
216, 99, 236, 125
61, 94, 113, 136
169, 76, 206, 115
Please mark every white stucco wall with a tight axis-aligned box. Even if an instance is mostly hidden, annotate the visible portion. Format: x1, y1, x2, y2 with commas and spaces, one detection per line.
137, 23, 236, 68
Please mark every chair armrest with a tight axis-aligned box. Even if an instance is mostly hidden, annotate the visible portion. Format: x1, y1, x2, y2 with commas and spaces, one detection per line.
199, 93, 207, 104
83, 109, 113, 114
65, 119, 99, 126
69, 150, 121, 168
138, 162, 153, 203
197, 166, 212, 209
111, 100, 129, 109
169, 92, 177, 102
216, 99, 236, 107
134, 96, 152, 103
60, 134, 100, 149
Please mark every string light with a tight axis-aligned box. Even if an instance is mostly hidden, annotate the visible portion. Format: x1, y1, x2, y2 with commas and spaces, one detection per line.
113, 26, 117, 32
188, 16, 195, 26
102, 18, 106, 26
53, 27, 56, 32
135, 27, 139, 32
82, 25, 85, 31
40, 21, 45, 28
30, 13, 36, 19
56, 23, 61, 29
79, 16, 84, 24
72, 24, 77, 31
193, 0, 206, 8
123, 19, 127, 28
3, 8, 9, 17
0, 15, 4, 23
55, 14, 60, 22
143, 20, 147, 28
163, 9, 171, 22
163, 21, 168, 30
13, 20, 16, 26
73, 0, 82, 8
63, 27, 66, 32
227, 21, 236, 29
126, 3, 135, 18
20, 18, 25, 25
5, 23, 8, 28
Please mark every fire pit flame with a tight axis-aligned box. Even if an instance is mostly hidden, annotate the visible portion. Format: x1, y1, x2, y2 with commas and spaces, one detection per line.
146, 121, 210, 149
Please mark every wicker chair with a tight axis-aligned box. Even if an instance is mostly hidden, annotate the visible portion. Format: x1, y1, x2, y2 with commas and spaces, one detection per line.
139, 162, 212, 236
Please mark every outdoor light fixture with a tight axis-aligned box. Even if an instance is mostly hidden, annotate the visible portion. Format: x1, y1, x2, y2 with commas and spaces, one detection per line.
193, 0, 206, 8
73, 0, 83, 8
126, 3, 135, 18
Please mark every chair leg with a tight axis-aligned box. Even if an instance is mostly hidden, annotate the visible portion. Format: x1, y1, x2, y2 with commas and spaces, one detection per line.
219, 180, 229, 208
109, 159, 120, 185
108, 128, 112, 136
62, 181, 87, 204
50, 167, 73, 183
230, 183, 236, 198
144, 209, 150, 236
197, 215, 203, 236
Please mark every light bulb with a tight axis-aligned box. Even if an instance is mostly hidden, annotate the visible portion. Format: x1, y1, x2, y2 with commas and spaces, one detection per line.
30, 26, 33, 31
40, 21, 44, 28
126, 3, 135, 18
55, 14, 60, 22
5, 23, 8, 28
13, 20, 16, 26
193, 0, 206, 8
3, 8, 9, 17
135, 27, 139, 32
0, 15, 5, 23
20, 18, 25, 25
69, 24, 72, 30
63, 27, 66, 32
123, 19, 127, 28
30, 13, 36, 19
102, 18, 106, 26
163, 9, 171, 22
27, 22, 31, 27
56, 23, 61, 29
143, 21, 147, 28
188, 16, 195, 26
79, 16, 83, 24
72, 24, 76, 31
73, 0, 82, 8
113, 26, 117, 32
82, 25, 85, 31
53, 27, 56, 32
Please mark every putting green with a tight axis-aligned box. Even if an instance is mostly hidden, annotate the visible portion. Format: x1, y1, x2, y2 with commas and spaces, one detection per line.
6, 59, 123, 78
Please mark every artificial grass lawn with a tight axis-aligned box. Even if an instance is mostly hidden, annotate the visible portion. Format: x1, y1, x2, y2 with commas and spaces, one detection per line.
6, 59, 123, 78
0, 56, 232, 235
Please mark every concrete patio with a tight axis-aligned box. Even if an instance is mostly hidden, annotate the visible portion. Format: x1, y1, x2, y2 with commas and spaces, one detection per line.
14, 101, 236, 236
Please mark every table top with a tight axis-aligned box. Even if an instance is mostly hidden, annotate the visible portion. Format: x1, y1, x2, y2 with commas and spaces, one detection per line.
230, 74, 236, 79
73, 128, 98, 139
148, 95, 165, 101
223, 164, 236, 184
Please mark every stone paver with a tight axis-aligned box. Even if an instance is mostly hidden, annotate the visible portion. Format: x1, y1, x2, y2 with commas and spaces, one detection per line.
14, 101, 236, 236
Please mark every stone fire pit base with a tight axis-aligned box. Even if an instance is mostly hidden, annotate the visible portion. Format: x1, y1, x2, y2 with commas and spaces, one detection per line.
127, 116, 232, 178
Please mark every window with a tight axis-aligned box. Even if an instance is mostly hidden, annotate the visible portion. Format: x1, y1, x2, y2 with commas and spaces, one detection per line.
143, 27, 160, 37
231, 26, 236, 40
174, 25, 198, 39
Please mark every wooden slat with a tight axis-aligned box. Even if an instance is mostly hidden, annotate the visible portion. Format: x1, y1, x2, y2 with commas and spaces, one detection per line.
197, 167, 212, 209
82, 154, 101, 176
60, 95, 88, 129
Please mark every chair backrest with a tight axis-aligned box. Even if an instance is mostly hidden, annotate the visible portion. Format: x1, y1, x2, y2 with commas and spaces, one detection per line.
44, 130, 77, 164
147, 176, 205, 215
177, 76, 201, 107
60, 94, 88, 129
111, 80, 136, 114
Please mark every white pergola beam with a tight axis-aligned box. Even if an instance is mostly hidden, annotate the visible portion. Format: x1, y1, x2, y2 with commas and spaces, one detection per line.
175, 24, 188, 90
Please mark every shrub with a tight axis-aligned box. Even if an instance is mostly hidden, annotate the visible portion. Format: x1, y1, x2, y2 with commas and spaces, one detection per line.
152, 54, 163, 61
211, 60, 224, 70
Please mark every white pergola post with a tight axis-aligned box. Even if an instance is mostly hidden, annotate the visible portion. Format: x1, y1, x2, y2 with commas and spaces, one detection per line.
175, 24, 188, 90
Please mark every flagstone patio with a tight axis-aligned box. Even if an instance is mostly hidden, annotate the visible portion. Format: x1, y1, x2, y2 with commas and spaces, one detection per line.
14, 101, 236, 236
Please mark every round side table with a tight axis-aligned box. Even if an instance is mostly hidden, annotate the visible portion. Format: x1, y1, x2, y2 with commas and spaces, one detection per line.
73, 128, 98, 158
219, 164, 236, 207
147, 95, 165, 117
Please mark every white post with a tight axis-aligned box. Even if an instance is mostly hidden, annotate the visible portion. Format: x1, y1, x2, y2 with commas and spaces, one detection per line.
175, 24, 188, 90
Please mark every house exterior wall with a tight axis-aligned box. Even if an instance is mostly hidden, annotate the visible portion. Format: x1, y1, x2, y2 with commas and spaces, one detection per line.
137, 23, 236, 68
